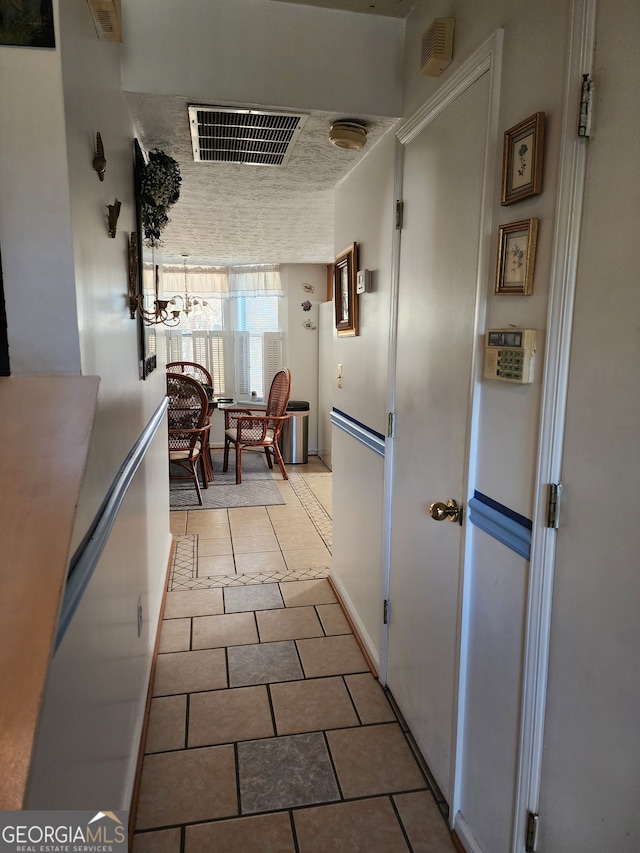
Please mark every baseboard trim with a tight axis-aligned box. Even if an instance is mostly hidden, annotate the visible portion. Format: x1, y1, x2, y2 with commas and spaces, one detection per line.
453, 812, 485, 853
451, 829, 467, 852
327, 575, 378, 679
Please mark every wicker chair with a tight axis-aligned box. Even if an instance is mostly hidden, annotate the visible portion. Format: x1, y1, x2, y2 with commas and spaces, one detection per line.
223, 368, 292, 484
167, 361, 214, 482
167, 361, 213, 391
167, 373, 210, 504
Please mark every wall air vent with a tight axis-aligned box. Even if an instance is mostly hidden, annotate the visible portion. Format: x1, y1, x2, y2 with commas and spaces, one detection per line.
188, 106, 309, 166
86, 0, 121, 42
421, 17, 454, 77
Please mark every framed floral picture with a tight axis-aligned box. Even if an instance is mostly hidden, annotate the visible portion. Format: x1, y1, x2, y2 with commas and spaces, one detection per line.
334, 243, 358, 336
501, 112, 545, 205
495, 219, 539, 295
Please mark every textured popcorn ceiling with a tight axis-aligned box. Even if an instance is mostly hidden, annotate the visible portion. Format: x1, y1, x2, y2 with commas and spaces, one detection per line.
126, 93, 398, 266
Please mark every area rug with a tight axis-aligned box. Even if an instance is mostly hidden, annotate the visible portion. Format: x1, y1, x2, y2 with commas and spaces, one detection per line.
170, 450, 285, 510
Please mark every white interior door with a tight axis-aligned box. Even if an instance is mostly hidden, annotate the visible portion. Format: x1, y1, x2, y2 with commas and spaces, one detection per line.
387, 71, 490, 805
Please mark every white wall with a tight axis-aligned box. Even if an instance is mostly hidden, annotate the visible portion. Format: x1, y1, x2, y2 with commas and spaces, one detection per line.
318, 301, 335, 467
331, 430, 385, 669
331, 127, 397, 662
7, 0, 172, 809
538, 1, 640, 849
281, 263, 326, 454
459, 530, 529, 852
333, 128, 397, 435
0, 14, 80, 375
121, 0, 404, 118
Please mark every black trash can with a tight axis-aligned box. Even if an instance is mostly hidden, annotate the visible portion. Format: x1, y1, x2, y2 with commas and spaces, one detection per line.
279, 401, 309, 464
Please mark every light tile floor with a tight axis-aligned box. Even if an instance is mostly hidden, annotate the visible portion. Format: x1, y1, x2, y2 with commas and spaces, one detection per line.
132, 458, 456, 852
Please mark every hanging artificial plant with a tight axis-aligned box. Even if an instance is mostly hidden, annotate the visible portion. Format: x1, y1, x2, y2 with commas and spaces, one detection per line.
138, 149, 182, 246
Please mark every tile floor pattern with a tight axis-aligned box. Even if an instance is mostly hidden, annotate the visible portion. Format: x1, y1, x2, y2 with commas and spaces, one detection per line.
169, 457, 333, 591
132, 459, 456, 852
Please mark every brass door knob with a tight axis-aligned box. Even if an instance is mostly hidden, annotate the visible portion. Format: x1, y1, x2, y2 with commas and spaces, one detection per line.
429, 499, 462, 524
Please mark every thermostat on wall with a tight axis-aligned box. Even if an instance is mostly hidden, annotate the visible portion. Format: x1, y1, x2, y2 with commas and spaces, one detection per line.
356, 269, 371, 294
484, 328, 537, 384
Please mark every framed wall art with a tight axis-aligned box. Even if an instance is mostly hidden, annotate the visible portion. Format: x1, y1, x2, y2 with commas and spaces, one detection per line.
501, 112, 545, 205
133, 140, 157, 378
0, 0, 55, 47
495, 219, 538, 295
334, 242, 358, 336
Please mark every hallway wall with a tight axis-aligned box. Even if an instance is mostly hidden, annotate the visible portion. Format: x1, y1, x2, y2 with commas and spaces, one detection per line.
0, 0, 172, 809
0, 17, 79, 375
318, 301, 335, 468
331, 0, 569, 728
281, 263, 326, 455
331, 126, 397, 666
332, 0, 639, 849
2, 0, 637, 841
539, 1, 640, 848
120, 0, 404, 117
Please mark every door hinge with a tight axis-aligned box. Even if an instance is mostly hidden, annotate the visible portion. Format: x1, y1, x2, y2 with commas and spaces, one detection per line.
383, 599, 391, 624
525, 811, 539, 853
546, 483, 562, 529
395, 200, 404, 230
387, 412, 395, 438
578, 73, 594, 138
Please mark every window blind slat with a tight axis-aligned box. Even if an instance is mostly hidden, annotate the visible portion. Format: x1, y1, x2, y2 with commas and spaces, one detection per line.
263, 331, 283, 395
208, 332, 226, 396
234, 331, 251, 396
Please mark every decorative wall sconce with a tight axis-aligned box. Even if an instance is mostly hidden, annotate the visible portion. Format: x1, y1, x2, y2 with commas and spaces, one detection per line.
107, 198, 120, 237
93, 132, 106, 181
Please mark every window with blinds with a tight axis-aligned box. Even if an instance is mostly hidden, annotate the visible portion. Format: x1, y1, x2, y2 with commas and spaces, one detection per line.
160, 294, 282, 398
237, 295, 280, 396
161, 328, 282, 398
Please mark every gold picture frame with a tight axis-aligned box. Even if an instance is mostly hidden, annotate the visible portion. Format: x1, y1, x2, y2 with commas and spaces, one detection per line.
334, 242, 358, 336
495, 219, 539, 295
501, 112, 545, 205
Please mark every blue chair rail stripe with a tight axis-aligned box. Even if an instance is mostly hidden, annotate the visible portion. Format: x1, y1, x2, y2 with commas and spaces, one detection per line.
330, 408, 385, 457
55, 397, 169, 651
468, 490, 532, 560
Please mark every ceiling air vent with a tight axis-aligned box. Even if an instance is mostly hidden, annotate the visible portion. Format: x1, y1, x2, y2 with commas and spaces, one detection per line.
188, 106, 309, 166
86, 0, 121, 42
421, 18, 454, 77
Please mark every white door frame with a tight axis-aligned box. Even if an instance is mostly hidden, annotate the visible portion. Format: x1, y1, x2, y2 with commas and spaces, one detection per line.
380, 28, 505, 820
511, 1, 597, 850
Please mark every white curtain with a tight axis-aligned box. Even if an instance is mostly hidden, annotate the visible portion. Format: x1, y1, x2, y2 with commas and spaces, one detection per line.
161, 263, 282, 297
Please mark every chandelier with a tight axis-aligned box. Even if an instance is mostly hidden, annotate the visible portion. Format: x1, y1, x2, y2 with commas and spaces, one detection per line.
169, 255, 209, 318
128, 238, 208, 327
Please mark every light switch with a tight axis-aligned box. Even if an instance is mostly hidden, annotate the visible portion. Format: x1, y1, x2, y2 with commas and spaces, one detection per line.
337, 363, 343, 388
